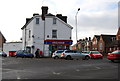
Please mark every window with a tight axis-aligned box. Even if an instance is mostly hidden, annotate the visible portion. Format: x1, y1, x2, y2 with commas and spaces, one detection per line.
53, 18, 57, 24
29, 30, 31, 39
36, 18, 39, 24
52, 30, 57, 38
100, 43, 103, 50
112, 37, 116, 41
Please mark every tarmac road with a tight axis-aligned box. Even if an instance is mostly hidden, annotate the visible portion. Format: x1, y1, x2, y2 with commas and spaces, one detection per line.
1, 57, 119, 80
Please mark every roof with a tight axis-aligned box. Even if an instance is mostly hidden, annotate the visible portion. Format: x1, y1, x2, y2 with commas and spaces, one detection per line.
117, 27, 120, 36
21, 14, 73, 30
0, 31, 6, 42
101, 34, 116, 47
94, 35, 100, 41
21, 17, 34, 30
108, 40, 120, 47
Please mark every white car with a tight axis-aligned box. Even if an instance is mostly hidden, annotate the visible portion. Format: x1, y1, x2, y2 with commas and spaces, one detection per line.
52, 50, 64, 59
61, 50, 91, 60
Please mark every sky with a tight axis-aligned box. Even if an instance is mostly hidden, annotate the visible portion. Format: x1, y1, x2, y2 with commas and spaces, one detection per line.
0, 0, 119, 45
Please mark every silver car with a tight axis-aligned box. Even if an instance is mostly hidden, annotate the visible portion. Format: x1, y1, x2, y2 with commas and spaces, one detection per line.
61, 50, 91, 60
52, 50, 64, 59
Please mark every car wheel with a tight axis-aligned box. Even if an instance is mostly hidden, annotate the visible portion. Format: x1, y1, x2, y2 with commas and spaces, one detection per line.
66, 56, 72, 60
84, 56, 90, 60
22, 56, 25, 58
54, 56, 59, 59
111, 60, 114, 62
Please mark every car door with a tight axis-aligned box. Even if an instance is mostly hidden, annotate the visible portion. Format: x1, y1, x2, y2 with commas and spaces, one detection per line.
76, 51, 82, 59
72, 50, 79, 59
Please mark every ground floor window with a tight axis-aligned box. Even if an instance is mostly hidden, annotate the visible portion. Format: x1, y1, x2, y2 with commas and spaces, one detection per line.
49, 45, 70, 54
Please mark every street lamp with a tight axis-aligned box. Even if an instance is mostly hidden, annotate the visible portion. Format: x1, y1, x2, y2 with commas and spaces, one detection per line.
75, 8, 80, 50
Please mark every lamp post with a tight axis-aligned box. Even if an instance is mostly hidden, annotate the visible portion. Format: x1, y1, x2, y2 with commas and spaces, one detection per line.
75, 8, 80, 50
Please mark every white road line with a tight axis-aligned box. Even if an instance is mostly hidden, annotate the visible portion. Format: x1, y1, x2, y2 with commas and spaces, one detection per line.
53, 72, 61, 75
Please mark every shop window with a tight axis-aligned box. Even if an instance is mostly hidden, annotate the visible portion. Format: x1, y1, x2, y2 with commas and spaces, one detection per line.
52, 30, 57, 38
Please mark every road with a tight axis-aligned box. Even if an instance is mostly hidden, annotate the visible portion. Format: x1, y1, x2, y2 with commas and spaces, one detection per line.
1, 57, 119, 80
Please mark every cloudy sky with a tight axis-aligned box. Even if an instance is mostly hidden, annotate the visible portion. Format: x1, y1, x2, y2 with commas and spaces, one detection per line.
0, 0, 119, 44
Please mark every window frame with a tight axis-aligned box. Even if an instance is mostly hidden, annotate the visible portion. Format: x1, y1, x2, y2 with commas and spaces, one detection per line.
52, 30, 57, 38
53, 18, 57, 24
36, 18, 39, 24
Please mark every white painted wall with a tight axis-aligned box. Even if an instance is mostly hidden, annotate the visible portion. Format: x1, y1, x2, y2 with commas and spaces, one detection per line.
3, 42, 22, 56
45, 16, 72, 40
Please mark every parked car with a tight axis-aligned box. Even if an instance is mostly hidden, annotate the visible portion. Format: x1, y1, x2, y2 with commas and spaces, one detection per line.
107, 50, 120, 62
89, 51, 103, 59
60, 50, 91, 60
0, 51, 7, 57
15, 50, 34, 58
52, 50, 64, 59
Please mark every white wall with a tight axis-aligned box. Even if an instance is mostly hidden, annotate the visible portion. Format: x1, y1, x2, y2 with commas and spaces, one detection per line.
45, 17, 72, 40
3, 42, 22, 56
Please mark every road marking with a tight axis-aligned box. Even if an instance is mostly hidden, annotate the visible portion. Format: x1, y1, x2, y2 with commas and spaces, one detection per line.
17, 76, 21, 79
53, 72, 61, 75
95, 67, 101, 70
76, 69, 80, 72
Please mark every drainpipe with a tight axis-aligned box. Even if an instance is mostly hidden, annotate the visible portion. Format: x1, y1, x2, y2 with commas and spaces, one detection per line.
43, 20, 45, 57
24, 28, 26, 50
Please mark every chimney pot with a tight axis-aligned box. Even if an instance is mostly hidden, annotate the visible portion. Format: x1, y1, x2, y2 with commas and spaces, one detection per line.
41, 6, 48, 20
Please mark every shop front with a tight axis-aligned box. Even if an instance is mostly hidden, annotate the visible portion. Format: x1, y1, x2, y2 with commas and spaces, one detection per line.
44, 39, 73, 54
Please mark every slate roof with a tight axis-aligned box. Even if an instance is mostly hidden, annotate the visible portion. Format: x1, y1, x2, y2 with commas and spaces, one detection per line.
94, 35, 100, 41
101, 34, 116, 47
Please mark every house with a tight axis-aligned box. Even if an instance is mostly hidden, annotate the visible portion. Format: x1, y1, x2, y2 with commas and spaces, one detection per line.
21, 6, 73, 57
116, 27, 120, 40
72, 37, 92, 51
98, 34, 116, 55
0, 31, 6, 51
92, 35, 100, 51
107, 27, 120, 51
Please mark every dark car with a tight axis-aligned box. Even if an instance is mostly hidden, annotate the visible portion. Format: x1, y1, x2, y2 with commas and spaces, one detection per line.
0, 51, 7, 57
15, 50, 34, 58
107, 50, 120, 62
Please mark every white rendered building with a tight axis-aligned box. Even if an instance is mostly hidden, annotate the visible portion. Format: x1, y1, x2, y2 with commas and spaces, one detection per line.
21, 6, 73, 57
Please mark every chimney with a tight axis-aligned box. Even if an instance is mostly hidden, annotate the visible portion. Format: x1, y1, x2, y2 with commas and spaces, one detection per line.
33, 13, 39, 16
89, 37, 91, 41
41, 6, 48, 20
26, 18, 31, 24
56, 14, 67, 23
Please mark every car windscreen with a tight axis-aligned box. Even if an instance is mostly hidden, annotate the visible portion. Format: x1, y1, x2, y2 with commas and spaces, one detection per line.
112, 51, 120, 54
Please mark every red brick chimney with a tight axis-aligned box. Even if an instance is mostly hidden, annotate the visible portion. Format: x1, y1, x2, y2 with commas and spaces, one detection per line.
41, 6, 48, 20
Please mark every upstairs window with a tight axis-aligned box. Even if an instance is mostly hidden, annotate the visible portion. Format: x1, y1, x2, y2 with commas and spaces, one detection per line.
29, 30, 31, 39
52, 30, 57, 38
53, 18, 57, 24
36, 18, 39, 24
